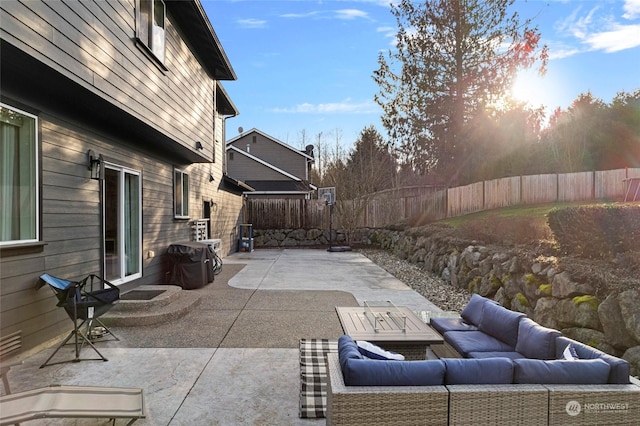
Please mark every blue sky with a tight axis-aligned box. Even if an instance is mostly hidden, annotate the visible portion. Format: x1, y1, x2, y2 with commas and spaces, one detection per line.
204, 0, 640, 150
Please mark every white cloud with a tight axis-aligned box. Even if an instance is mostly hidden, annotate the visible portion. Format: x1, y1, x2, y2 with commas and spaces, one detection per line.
585, 23, 640, 52
280, 11, 321, 19
623, 0, 640, 19
237, 18, 266, 29
335, 9, 371, 20
270, 99, 379, 114
555, 3, 640, 54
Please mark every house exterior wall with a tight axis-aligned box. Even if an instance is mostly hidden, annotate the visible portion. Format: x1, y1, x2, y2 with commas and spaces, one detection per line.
229, 132, 310, 179
0, 0, 242, 353
227, 151, 294, 182
1, 0, 217, 161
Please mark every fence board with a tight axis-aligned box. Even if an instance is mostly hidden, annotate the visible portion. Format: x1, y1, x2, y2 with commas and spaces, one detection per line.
485, 177, 521, 209
595, 169, 627, 199
521, 174, 557, 204
558, 171, 593, 201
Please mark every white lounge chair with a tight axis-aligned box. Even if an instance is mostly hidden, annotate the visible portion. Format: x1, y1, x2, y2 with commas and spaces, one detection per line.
0, 331, 144, 425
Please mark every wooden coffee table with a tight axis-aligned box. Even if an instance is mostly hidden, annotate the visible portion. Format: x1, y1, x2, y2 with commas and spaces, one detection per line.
336, 302, 444, 360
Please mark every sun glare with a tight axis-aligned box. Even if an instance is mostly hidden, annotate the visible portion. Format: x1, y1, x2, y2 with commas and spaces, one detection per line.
511, 72, 546, 107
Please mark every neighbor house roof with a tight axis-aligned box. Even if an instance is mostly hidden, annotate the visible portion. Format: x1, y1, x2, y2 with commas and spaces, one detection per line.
226, 128, 314, 161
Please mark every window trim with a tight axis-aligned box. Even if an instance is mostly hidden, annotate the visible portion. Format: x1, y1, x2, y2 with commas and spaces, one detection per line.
134, 0, 168, 71
174, 168, 190, 219
0, 103, 39, 247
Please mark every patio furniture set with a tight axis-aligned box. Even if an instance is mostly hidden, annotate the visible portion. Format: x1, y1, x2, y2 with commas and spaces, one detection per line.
328, 294, 640, 425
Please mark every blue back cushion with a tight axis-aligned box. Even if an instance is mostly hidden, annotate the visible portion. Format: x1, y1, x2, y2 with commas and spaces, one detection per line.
515, 318, 561, 360
478, 302, 525, 348
513, 359, 611, 384
555, 336, 630, 384
444, 358, 514, 384
343, 358, 445, 386
338, 335, 363, 381
461, 293, 493, 325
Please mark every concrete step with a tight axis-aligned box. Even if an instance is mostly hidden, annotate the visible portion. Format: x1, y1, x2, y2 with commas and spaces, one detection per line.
102, 285, 201, 327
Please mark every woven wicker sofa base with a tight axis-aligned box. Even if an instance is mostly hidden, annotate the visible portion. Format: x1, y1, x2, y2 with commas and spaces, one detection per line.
326, 353, 640, 426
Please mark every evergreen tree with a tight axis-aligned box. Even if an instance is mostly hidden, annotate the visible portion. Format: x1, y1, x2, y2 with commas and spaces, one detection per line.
374, 0, 548, 184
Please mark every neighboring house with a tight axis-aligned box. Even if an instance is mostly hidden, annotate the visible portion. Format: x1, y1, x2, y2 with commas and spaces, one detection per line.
226, 128, 316, 199
0, 0, 245, 352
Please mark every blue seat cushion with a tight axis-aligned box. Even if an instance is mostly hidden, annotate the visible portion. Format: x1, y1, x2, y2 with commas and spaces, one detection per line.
555, 336, 630, 384
431, 317, 477, 334
342, 358, 445, 386
515, 318, 561, 360
468, 351, 526, 360
460, 293, 495, 326
478, 301, 525, 347
513, 359, 611, 384
443, 358, 514, 384
444, 331, 514, 357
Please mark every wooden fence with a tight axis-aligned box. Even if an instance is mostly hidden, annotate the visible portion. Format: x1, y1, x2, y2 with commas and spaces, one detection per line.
245, 168, 640, 229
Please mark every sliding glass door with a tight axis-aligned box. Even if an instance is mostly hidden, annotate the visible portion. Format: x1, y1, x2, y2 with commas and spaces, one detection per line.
104, 165, 141, 284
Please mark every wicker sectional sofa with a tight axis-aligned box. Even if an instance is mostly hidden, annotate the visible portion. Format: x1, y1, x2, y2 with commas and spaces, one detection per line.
326, 295, 640, 425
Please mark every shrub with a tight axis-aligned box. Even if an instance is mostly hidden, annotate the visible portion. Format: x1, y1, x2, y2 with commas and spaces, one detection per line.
457, 214, 552, 246
547, 204, 640, 260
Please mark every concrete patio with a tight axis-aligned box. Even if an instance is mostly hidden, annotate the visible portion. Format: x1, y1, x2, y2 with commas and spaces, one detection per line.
3, 249, 443, 425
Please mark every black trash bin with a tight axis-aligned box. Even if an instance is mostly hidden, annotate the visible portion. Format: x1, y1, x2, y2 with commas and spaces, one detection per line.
166, 242, 214, 289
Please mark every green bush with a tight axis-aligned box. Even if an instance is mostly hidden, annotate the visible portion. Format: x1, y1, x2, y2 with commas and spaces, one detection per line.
547, 204, 640, 259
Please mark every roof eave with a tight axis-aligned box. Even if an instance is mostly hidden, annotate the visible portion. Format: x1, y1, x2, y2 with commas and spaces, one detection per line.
166, 0, 237, 81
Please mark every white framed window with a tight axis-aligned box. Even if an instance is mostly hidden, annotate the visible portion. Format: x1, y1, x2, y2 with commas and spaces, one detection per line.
136, 0, 166, 64
0, 103, 38, 246
174, 168, 189, 219
104, 165, 142, 284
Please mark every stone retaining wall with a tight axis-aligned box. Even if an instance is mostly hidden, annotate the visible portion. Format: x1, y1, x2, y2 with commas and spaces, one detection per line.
254, 227, 640, 376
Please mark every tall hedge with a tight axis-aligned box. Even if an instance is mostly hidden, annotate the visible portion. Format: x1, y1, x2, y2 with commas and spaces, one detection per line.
547, 204, 640, 259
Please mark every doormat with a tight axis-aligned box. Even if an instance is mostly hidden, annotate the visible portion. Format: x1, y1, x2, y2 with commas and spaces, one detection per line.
120, 290, 166, 300
299, 338, 338, 418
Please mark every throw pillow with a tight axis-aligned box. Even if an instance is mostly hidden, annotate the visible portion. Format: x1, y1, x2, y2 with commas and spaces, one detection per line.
356, 340, 405, 360
562, 344, 579, 360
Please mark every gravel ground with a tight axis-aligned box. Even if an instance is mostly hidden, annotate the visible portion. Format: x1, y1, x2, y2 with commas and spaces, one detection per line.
360, 248, 470, 312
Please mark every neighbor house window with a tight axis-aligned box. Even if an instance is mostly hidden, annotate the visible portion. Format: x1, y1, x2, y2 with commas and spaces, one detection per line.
0, 104, 38, 246
174, 169, 189, 219
104, 165, 141, 284
137, 0, 166, 63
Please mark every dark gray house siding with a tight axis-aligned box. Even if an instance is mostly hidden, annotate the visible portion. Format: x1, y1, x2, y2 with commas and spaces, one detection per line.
226, 129, 315, 199
0, 0, 241, 353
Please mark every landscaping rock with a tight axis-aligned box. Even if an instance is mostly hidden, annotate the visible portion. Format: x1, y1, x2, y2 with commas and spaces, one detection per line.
622, 345, 640, 378
533, 297, 559, 330
618, 290, 640, 342
561, 327, 616, 355
598, 294, 638, 349
556, 298, 602, 331
552, 271, 595, 298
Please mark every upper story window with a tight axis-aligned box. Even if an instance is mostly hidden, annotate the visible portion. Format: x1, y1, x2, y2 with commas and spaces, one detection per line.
174, 168, 189, 219
0, 104, 39, 246
136, 0, 166, 64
